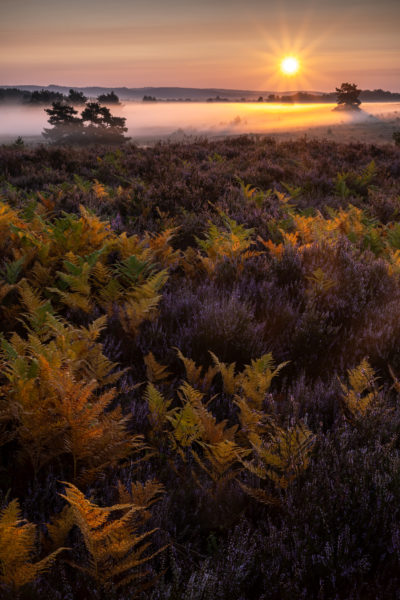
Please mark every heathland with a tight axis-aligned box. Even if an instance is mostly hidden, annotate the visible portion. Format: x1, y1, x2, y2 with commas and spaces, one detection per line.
1, 135, 400, 599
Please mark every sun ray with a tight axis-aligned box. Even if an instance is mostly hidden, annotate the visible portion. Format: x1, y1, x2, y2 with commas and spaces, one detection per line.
249, 11, 341, 93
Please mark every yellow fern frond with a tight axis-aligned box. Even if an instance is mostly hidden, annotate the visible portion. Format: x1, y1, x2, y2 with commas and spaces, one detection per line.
243, 424, 315, 492
145, 382, 175, 434
238, 481, 279, 505
117, 232, 147, 260
97, 278, 123, 311
175, 348, 203, 386
48, 289, 92, 313
92, 180, 108, 199
145, 228, 180, 267
119, 296, 161, 336
209, 351, 237, 395
340, 358, 378, 418
239, 354, 289, 409
177, 381, 237, 445
235, 396, 271, 442
18, 280, 48, 317
167, 403, 203, 449
130, 269, 168, 301
198, 439, 249, 481
78, 205, 110, 249
175, 348, 218, 390
144, 352, 171, 383
306, 268, 336, 296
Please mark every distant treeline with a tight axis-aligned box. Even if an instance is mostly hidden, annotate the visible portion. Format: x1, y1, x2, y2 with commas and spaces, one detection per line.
145, 90, 400, 103
0, 88, 121, 105
252, 90, 400, 103
1, 87, 400, 105
141, 90, 400, 103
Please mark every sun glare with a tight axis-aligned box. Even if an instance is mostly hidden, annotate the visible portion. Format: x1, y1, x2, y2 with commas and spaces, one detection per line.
280, 56, 300, 76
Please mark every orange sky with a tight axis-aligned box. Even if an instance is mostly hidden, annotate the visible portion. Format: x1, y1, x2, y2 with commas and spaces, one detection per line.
1, 0, 399, 91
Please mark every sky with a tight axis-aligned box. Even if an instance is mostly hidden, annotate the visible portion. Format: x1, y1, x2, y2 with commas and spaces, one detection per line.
1, 0, 399, 92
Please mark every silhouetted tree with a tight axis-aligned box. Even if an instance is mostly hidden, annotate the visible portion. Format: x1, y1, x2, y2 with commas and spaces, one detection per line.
42, 101, 128, 145
0, 88, 30, 104
81, 102, 128, 143
393, 131, 400, 147
97, 91, 120, 105
42, 102, 84, 143
30, 90, 65, 105
335, 82, 362, 109
67, 89, 87, 105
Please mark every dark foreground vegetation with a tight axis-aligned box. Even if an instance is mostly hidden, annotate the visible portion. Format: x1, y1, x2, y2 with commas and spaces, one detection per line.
1, 136, 400, 599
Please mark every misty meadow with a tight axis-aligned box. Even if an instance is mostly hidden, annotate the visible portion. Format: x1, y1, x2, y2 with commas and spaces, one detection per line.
1, 99, 400, 144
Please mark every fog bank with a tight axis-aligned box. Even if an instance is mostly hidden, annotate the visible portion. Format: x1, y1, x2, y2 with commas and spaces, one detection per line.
1, 101, 399, 141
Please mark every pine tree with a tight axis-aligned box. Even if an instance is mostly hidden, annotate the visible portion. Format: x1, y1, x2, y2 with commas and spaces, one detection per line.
335, 83, 362, 110
81, 102, 128, 144
67, 89, 87, 106
42, 102, 84, 143
43, 101, 129, 145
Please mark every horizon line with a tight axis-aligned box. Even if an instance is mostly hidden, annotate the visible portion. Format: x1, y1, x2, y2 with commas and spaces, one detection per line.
2, 84, 400, 95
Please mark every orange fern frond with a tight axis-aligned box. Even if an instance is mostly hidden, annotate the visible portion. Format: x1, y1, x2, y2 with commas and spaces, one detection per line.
60, 482, 167, 591
0, 499, 65, 590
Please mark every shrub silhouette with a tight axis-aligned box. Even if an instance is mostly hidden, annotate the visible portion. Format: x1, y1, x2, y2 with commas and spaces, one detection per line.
97, 90, 120, 104
67, 88, 87, 106
43, 101, 128, 145
335, 82, 362, 110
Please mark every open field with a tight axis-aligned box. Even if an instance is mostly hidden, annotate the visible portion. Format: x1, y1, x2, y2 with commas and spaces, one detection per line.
1, 136, 400, 598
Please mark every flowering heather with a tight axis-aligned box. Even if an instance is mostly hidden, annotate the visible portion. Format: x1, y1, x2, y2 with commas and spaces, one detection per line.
0, 135, 400, 599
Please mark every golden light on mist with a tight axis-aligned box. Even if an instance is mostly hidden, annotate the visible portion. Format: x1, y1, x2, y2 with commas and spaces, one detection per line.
280, 56, 300, 76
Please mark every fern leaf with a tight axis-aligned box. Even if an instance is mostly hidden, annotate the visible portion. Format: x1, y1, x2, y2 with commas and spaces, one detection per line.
145, 382, 175, 433
144, 352, 171, 383
340, 358, 378, 418
60, 481, 166, 591
175, 348, 203, 386
209, 351, 237, 395
0, 499, 65, 589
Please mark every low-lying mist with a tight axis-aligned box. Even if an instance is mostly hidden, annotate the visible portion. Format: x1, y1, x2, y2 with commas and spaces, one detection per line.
1, 101, 399, 141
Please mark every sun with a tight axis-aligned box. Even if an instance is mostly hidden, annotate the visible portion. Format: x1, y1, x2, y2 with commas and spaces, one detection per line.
280, 56, 300, 76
